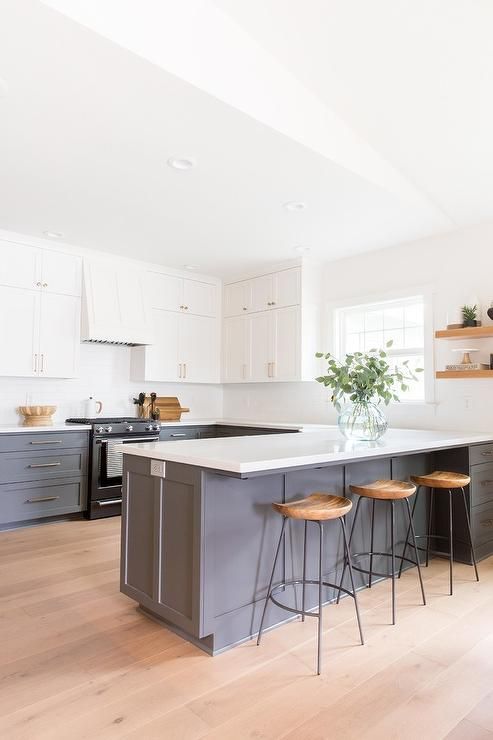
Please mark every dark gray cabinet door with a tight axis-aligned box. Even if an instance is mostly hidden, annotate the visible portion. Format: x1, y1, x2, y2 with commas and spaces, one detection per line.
0, 477, 87, 523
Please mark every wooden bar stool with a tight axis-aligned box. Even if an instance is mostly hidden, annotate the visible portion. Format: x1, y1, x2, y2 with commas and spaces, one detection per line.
399, 471, 479, 595
337, 480, 426, 625
257, 493, 364, 675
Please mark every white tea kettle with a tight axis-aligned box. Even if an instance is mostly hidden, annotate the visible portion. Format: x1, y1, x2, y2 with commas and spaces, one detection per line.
84, 396, 103, 417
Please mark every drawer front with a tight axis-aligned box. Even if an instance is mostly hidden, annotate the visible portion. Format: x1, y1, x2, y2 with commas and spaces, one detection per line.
470, 443, 493, 466
159, 428, 199, 441
0, 431, 89, 453
472, 501, 493, 548
0, 449, 87, 484
0, 478, 87, 524
471, 463, 493, 507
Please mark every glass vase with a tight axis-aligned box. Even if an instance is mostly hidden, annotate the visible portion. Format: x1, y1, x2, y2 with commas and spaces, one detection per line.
338, 401, 388, 442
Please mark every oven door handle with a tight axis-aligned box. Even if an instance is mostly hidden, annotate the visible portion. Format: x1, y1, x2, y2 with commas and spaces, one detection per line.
99, 437, 160, 444
97, 498, 123, 506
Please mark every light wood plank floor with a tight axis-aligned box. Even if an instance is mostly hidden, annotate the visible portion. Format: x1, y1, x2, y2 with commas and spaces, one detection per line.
1, 518, 492, 740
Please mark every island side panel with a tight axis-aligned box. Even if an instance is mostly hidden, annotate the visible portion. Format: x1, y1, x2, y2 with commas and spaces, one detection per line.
121, 456, 204, 639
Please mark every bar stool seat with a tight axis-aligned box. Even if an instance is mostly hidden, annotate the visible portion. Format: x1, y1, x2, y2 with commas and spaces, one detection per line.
350, 480, 416, 500
273, 493, 352, 520
257, 492, 364, 674
410, 471, 471, 489
338, 478, 426, 625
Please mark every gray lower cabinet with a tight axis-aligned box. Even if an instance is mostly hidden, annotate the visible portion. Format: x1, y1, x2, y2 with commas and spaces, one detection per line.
0, 431, 89, 527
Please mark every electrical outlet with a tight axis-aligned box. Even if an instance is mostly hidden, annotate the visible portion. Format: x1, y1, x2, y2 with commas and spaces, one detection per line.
150, 459, 166, 477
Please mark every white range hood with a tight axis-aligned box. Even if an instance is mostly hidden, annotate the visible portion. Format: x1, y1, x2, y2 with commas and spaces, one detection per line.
81, 257, 154, 346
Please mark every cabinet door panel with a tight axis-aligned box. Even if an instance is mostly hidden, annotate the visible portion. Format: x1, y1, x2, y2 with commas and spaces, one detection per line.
224, 281, 251, 316
223, 316, 250, 382
148, 273, 183, 312
39, 293, 80, 378
183, 280, 217, 317
144, 309, 180, 381
0, 286, 39, 377
250, 312, 272, 381
0, 243, 40, 290
41, 250, 82, 296
273, 306, 300, 381
251, 274, 274, 312
274, 268, 301, 308
180, 315, 219, 383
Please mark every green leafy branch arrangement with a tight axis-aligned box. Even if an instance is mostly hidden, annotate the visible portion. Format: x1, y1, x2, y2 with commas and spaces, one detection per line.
315, 341, 423, 413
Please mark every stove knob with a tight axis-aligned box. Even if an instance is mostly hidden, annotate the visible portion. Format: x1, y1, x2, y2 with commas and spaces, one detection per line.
95, 426, 104, 434
126, 425, 133, 432
153, 424, 160, 431
145, 425, 152, 431
105, 426, 113, 433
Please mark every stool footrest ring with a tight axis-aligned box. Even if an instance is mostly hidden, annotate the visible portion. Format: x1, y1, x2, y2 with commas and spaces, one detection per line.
350, 550, 418, 580
269, 578, 357, 619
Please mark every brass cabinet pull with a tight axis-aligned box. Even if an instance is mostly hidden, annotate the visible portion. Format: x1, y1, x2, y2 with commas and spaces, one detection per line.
178, 363, 182, 378
34, 354, 38, 373
480, 518, 493, 528
183, 363, 187, 378
170, 433, 187, 437
28, 462, 61, 468
30, 440, 62, 445
40, 354, 44, 373
481, 450, 493, 456
26, 495, 60, 503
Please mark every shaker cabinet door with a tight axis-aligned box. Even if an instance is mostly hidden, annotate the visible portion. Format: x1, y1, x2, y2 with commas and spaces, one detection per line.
38, 293, 80, 378
0, 286, 40, 377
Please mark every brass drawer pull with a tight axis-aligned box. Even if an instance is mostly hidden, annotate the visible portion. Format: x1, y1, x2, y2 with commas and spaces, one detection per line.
26, 495, 60, 503
481, 450, 493, 456
28, 462, 61, 468
480, 518, 493, 528
30, 440, 63, 445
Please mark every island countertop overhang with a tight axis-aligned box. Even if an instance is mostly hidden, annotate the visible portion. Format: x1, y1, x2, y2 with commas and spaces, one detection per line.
116, 428, 493, 476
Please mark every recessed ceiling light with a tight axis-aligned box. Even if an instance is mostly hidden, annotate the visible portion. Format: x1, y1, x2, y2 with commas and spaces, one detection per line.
294, 245, 310, 254
0, 77, 8, 98
283, 201, 306, 211
167, 157, 196, 170
184, 264, 201, 271
43, 231, 64, 239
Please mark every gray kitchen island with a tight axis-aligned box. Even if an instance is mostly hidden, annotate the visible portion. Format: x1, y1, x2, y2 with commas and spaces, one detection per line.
118, 428, 493, 654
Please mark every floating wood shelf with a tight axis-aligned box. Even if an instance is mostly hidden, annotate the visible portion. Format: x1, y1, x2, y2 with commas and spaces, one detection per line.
435, 327, 493, 339
436, 370, 493, 379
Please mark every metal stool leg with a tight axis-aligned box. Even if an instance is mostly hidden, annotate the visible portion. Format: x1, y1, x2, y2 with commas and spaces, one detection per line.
448, 490, 454, 596
317, 521, 324, 675
368, 499, 375, 588
405, 497, 426, 605
391, 500, 396, 625
257, 516, 287, 646
426, 487, 435, 567
340, 517, 364, 645
301, 520, 308, 622
398, 486, 420, 578
461, 487, 480, 582
337, 495, 362, 604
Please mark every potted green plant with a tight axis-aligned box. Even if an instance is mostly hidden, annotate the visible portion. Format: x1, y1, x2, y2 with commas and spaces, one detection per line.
462, 304, 478, 327
315, 341, 423, 441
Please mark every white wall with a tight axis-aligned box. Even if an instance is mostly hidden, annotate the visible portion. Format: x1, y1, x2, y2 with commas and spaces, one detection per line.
0, 343, 223, 426
224, 221, 493, 432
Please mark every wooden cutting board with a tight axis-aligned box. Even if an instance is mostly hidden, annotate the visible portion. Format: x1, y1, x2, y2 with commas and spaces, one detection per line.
143, 396, 190, 421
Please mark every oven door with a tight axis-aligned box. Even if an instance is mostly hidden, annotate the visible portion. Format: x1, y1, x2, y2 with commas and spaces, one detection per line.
96, 436, 159, 492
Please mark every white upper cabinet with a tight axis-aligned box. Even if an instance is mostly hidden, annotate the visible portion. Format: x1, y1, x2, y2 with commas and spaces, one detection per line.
224, 267, 301, 316
38, 293, 80, 378
0, 243, 40, 290
179, 314, 219, 382
0, 242, 81, 296
249, 312, 273, 381
223, 316, 251, 383
0, 240, 82, 378
40, 249, 82, 296
147, 272, 217, 317
271, 306, 300, 381
0, 286, 40, 377
224, 281, 251, 317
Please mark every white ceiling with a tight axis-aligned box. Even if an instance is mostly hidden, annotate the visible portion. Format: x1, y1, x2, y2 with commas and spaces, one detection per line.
0, 1, 490, 277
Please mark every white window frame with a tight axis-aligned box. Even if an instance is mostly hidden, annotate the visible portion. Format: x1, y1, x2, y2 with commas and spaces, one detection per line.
328, 286, 435, 405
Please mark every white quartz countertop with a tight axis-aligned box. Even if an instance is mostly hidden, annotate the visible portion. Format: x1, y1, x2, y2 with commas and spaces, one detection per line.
159, 418, 331, 431
117, 428, 493, 474
0, 423, 91, 434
